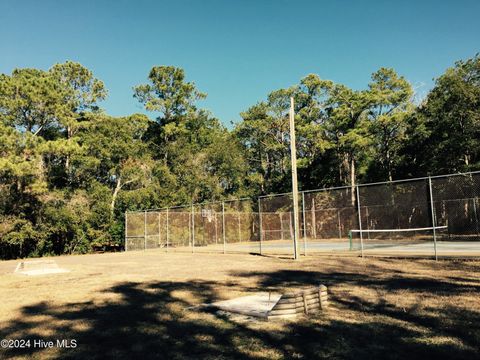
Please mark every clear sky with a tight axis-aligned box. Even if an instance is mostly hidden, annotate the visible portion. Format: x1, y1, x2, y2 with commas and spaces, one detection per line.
1, 0, 479, 127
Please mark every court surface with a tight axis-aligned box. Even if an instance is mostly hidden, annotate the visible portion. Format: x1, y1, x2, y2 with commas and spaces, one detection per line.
160, 239, 480, 257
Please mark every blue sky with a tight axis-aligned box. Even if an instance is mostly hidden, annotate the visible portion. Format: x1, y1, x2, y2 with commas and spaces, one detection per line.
1, 0, 479, 127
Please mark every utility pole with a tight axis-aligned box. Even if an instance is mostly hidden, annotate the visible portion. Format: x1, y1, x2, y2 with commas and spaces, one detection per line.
289, 97, 300, 260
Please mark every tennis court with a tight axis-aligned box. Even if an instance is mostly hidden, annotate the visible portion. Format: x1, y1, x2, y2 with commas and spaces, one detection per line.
126, 171, 480, 259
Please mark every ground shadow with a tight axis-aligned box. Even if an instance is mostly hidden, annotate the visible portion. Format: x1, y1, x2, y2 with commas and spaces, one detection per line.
1, 261, 479, 359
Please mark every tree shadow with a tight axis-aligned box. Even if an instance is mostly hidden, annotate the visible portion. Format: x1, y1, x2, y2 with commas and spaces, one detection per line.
1, 264, 479, 359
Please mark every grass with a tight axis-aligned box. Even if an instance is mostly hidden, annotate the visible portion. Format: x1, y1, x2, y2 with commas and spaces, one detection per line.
0, 251, 479, 359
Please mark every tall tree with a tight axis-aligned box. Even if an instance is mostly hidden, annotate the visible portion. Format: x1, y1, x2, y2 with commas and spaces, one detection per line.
367, 68, 413, 181
400, 54, 480, 175
324, 85, 373, 202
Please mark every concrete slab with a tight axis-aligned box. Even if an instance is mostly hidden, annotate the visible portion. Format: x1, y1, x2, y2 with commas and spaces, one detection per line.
14, 260, 70, 276
210, 292, 281, 318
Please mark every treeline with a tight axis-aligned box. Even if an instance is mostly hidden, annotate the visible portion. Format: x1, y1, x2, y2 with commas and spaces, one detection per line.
0, 56, 479, 259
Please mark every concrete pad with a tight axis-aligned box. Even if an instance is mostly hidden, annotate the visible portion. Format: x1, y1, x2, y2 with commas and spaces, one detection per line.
14, 260, 70, 276
210, 292, 281, 318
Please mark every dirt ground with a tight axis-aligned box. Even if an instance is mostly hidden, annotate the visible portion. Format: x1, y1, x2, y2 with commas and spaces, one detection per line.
0, 251, 479, 359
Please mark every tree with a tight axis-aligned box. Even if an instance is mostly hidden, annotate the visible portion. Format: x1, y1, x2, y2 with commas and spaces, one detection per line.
49, 61, 107, 178
324, 85, 373, 202
400, 54, 480, 176
0, 68, 62, 136
367, 68, 413, 181
74, 114, 152, 214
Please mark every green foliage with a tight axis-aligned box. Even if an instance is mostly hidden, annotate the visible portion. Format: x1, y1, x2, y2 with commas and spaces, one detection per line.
399, 54, 480, 176
1, 55, 479, 260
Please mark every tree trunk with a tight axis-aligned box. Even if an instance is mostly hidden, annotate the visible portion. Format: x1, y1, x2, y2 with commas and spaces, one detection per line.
111, 177, 122, 215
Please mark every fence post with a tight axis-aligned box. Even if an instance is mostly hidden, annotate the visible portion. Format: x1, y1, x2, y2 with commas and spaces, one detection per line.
428, 176, 438, 261
221, 202, 226, 254
214, 212, 218, 245
473, 197, 480, 237
337, 210, 342, 241
191, 204, 195, 253
258, 198, 263, 255
280, 213, 284, 241
166, 208, 169, 252
144, 210, 147, 251
158, 211, 161, 249
311, 198, 317, 239
355, 186, 364, 258
302, 191, 307, 256
238, 209, 241, 243
124, 211, 128, 252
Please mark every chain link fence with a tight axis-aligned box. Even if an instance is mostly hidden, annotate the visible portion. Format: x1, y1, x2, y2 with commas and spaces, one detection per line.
126, 171, 480, 258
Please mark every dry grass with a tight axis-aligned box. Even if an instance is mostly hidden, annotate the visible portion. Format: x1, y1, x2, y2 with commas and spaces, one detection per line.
0, 251, 479, 359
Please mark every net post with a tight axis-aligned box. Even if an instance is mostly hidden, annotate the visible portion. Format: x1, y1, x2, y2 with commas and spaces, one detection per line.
222, 201, 226, 254
302, 191, 307, 256
355, 185, 364, 258
428, 176, 438, 261
144, 210, 147, 251
166, 208, 169, 252
258, 198, 263, 255
124, 211, 128, 252
348, 230, 352, 251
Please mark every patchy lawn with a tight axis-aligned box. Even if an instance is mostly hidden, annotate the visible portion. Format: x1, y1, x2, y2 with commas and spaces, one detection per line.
0, 251, 479, 359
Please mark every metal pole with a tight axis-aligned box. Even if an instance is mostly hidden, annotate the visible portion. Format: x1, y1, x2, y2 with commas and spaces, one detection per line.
191, 204, 195, 253
166, 208, 169, 252
222, 202, 226, 254
238, 210, 241, 243
311, 198, 317, 239
355, 186, 364, 258
158, 211, 161, 249
337, 210, 342, 240
124, 212, 128, 252
473, 197, 480, 237
289, 96, 300, 260
214, 212, 218, 245
302, 191, 307, 256
280, 213, 284, 241
258, 198, 263, 255
144, 210, 147, 251
428, 176, 438, 260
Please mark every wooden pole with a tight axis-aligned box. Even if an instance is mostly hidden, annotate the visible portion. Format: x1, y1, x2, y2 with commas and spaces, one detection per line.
289, 97, 300, 260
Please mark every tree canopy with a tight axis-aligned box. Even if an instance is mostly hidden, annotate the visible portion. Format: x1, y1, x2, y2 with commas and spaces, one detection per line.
1, 55, 479, 259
